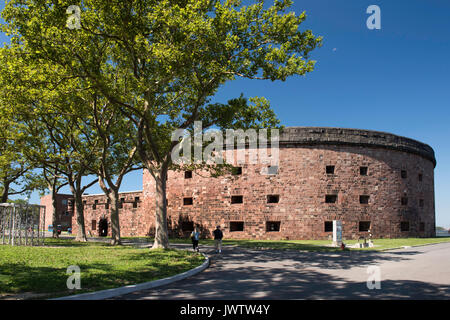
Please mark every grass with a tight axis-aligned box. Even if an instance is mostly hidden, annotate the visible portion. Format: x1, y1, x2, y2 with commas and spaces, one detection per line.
3, 236, 447, 299
0, 238, 204, 299
342, 237, 450, 251
167, 236, 450, 252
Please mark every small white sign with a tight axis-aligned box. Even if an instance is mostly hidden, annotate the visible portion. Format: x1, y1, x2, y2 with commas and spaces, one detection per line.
333, 220, 342, 246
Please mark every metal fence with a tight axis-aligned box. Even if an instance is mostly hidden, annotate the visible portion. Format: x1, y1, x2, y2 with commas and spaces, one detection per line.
0, 203, 46, 246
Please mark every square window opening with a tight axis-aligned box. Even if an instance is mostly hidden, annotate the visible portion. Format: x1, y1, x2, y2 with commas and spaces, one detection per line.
324, 221, 333, 232
181, 221, 194, 232
326, 166, 335, 174
183, 197, 193, 206
230, 221, 244, 232
266, 221, 280, 232
267, 195, 279, 204
133, 197, 140, 208
359, 221, 371, 232
232, 167, 242, 175
401, 221, 410, 232
231, 195, 243, 204
325, 195, 338, 204
360, 166, 368, 176
360, 195, 370, 204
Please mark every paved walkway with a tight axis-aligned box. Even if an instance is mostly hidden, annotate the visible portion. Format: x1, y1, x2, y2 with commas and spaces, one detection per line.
113, 242, 450, 300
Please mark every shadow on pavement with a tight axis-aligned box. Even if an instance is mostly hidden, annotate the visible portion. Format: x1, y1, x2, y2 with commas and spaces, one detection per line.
114, 244, 450, 300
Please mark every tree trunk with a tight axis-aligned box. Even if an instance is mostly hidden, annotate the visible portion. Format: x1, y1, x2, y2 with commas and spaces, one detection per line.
51, 187, 59, 238
0, 182, 9, 203
109, 190, 121, 245
98, 176, 122, 246
152, 169, 169, 249
74, 191, 87, 242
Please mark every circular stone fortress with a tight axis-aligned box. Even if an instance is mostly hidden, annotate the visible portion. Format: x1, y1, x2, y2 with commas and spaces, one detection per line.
45, 127, 436, 240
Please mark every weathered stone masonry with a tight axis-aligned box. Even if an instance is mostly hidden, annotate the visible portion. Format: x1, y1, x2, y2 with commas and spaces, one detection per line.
40, 193, 73, 231
71, 191, 145, 237
55, 127, 436, 240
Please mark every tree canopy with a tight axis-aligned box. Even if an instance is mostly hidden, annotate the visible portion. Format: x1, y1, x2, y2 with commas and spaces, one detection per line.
1, 0, 322, 247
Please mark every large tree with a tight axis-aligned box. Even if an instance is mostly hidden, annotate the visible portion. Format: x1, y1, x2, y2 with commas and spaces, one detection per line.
0, 52, 64, 231
2, 0, 322, 248
25, 96, 99, 242
85, 95, 141, 245
39, 164, 68, 238
0, 44, 140, 244
0, 45, 99, 242
0, 113, 41, 203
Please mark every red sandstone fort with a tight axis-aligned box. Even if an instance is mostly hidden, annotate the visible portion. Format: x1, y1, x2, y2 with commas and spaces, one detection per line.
40, 127, 436, 240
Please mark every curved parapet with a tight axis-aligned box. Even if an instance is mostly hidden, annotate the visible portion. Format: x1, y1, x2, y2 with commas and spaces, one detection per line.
280, 127, 436, 167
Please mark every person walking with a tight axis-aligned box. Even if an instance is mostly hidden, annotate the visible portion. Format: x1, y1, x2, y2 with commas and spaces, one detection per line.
190, 227, 200, 252
213, 225, 223, 253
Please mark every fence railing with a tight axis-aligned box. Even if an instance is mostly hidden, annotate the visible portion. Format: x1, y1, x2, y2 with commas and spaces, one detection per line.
0, 203, 46, 246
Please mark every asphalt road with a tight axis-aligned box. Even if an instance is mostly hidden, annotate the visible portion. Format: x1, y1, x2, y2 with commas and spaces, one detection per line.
114, 242, 450, 300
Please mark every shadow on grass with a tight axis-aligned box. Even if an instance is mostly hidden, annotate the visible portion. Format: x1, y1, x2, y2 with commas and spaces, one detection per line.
0, 247, 204, 299
42, 238, 111, 247
169, 237, 450, 253
222, 240, 337, 252
169, 238, 341, 252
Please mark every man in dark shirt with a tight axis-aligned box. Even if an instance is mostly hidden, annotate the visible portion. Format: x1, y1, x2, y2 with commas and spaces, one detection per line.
213, 226, 223, 253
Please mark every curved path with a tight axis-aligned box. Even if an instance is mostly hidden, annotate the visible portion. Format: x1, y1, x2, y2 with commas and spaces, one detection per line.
113, 242, 450, 300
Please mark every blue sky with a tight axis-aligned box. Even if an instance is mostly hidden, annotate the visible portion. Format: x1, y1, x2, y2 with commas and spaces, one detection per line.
2, 1, 449, 228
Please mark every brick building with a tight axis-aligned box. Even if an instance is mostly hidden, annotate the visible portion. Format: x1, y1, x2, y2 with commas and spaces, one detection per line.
40, 193, 73, 231
44, 127, 437, 240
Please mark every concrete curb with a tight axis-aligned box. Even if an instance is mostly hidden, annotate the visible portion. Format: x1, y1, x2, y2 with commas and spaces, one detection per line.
50, 252, 209, 300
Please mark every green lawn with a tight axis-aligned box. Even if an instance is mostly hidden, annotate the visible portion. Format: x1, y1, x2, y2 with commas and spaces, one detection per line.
0, 238, 204, 299
342, 237, 450, 251
167, 237, 450, 252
